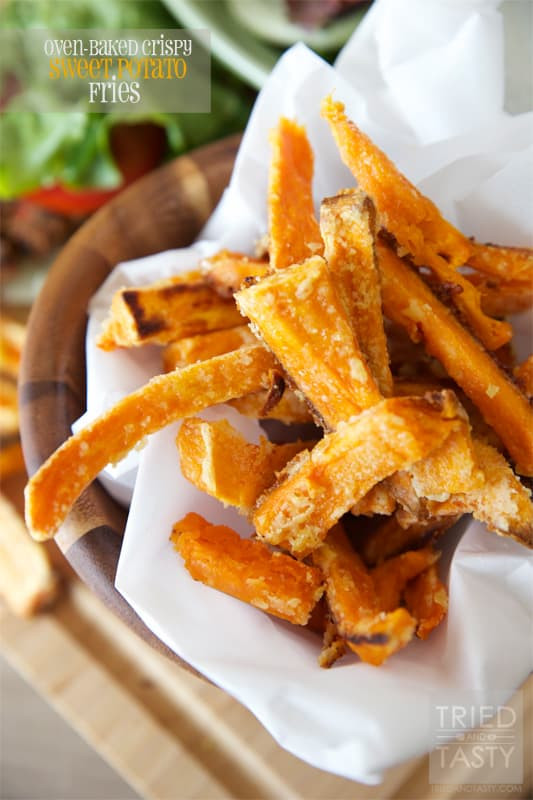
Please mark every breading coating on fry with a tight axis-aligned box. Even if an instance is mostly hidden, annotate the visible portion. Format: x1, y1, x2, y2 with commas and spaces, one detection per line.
371, 547, 440, 612
171, 513, 324, 625
268, 118, 323, 271
467, 241, 533, 282
360, 514, 460, 566
236, 255, 381, 429
426, 440, 533, 548
515, 356, 533, 400
320, 191, 393, 395
321, 97, 511, 351
312, 525, 416, 666
25, 345, 277, 541
253, 393, 465, 557
163, 326, 312, 424
97, 271, 243, 350
377, 241, 533, 476
201, 250, 269, 298
177, 418, 311, 514
404, 564, 448, 639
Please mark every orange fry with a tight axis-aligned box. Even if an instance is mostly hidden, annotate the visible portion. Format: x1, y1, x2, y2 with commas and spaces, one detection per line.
253, 392, 465, 557
352, 482, 397, 517
25, 345, 277, 541
162, 326, 311, 424
320, 191, 393, 395
171, 513, 324, 625
467, 272, 533, 317
426, 440, 533, 548
201, 250, 269, 298
468, 241, 533, 282
404, 564, 448, 639
377, 241, 533, 475
177, 418, 311, 514
360, 514, 460, 567
312, 525, 415, 666
236, 255, 381, 430
371, 547, 440, 612
0, 439, 25, 480
268, 118, 323, 271
0, 317, 26, 378
97, 271, 243, 350
321, 97, 511, 350
514, 356, 533, 400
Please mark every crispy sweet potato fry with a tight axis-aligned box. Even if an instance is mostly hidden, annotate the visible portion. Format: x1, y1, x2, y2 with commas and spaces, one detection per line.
404, 564, 448, 639
0, 439, 25, 480
321, 97, 511, 351
177, 418, 311, 514
360, 514, 460, 566
320, 191, 393, 395
97, 271, 243, 350
312, 525, 416, 666
236, 256, 381, 429
268, 118, 323, 271
426, 439, 533, 547
162, 326, 312, 424
253, 392, 465, 557
467, 272, 533, 317
514, 356, 533, 399
25, 345, 277, 541
162, 325, 258, 369
0, 494, 58, 617
467, 241, 533, 282
352, 482, 397, 517
377, 241, 533, 475
0, 377, 19, 436
171, 513, 324, 625
0, 317, 26, 378
371, 547, 440, 612
318, 618, 347, 669
201, 250, 269, 298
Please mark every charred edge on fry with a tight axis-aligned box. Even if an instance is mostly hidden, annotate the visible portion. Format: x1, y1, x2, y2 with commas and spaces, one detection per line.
261, 370, 286, 415
122, 290, 166, 337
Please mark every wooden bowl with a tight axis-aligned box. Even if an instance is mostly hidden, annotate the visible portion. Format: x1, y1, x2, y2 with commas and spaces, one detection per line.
19, 135, 240, 664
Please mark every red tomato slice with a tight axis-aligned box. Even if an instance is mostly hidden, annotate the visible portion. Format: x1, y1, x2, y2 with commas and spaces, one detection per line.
24, 123, 168, 216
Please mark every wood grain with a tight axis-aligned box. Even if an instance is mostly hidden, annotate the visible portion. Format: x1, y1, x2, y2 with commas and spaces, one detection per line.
18, 136, 240, 670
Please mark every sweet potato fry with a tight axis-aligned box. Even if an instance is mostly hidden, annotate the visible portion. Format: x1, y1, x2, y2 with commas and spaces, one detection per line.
162, 325, 258, 370
318, 618, 347, 669
253, 392, 465, 557
514, 356, 533, 399
201, 250, 269, 298
320, 191, 393, 395
97, 271, 243, 350
0, 317, 25, 378
0, 438, 25, 480
467, 241, 533, 282
371, 547, 440, 612
236, 256, 381, 429
352, 482, 397, 517
171, 513, 324, 625
321, 97, 511, 351
25, 345, 277, 541
377, 241, 533, 475
467, 272, 533, 317
162, 326, 312, 424
268, 118, 323, 271
426, 439, 533, 547
404, 564, 448, 639
312, 525, 415, 666
0, 377, 19, 436
177, 418, 311, 514
359, 513, 460, 566
0, 494, 58, 617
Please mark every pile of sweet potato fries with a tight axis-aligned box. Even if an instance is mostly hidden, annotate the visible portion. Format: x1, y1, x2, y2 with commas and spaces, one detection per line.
25, 97, 533, 667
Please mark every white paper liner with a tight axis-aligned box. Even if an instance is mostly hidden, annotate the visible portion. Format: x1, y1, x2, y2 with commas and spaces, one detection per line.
74, 0, 533, 783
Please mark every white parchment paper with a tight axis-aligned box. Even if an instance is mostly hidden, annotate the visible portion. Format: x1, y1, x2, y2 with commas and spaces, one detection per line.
77, 0, 533, 783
